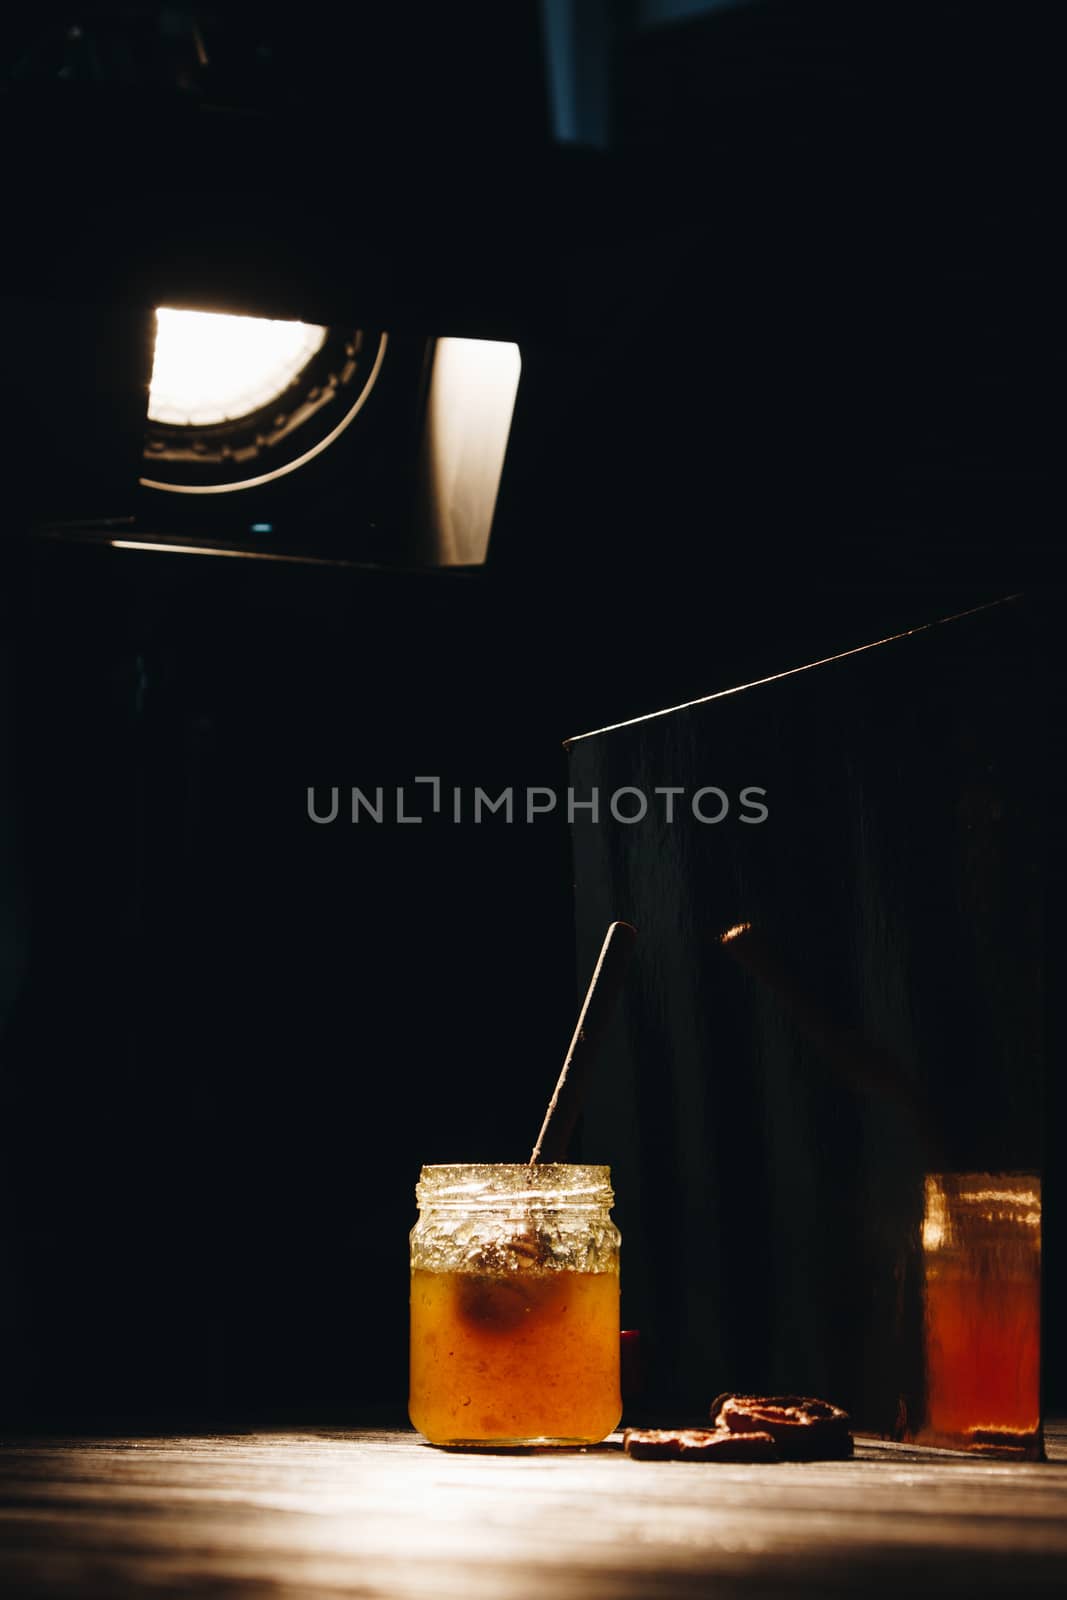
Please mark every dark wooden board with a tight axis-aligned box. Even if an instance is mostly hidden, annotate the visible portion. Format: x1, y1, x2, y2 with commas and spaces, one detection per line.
1, 1425, 1065, 1598
566, 598, 1045, 1434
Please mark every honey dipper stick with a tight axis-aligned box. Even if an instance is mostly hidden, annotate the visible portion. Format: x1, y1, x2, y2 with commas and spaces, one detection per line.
529, 920, 637, 1164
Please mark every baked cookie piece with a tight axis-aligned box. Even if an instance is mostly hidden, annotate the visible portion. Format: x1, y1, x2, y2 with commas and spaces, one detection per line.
710, 1394, 853, 1460
623, 1426, 778, 1462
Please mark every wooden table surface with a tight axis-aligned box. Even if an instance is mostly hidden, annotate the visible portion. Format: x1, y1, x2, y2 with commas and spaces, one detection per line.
2, 1425, 1065, 1599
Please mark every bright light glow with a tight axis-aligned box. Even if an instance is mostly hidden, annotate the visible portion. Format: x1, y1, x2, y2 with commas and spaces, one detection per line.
417, 338, 521, 564
141, 334, 388, 495
147, 308, 327, 426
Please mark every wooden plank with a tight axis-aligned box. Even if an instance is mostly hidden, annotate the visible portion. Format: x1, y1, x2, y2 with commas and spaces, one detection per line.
567, 598, 1044, 1439
0, 1426, 1064, 1598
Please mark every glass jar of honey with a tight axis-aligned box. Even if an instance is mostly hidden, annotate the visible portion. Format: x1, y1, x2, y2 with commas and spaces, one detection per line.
409, 1164, 621, 1447
919, 1172, 1042, 1457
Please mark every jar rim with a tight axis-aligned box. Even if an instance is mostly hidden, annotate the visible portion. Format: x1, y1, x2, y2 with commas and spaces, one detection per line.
416, 1163, 614, 1208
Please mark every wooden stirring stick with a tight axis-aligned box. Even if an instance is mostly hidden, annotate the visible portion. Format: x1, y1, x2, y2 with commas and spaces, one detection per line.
529, 920, 638, 1164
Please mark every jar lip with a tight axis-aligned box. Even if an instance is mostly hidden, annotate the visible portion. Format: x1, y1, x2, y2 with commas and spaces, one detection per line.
416, 1163, 614, 1207
419, 1163, 611, 1178
924, 1173, 1041, 1206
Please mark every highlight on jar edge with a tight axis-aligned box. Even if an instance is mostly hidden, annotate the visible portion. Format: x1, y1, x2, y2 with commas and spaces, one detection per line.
409, 1163, 622, 1448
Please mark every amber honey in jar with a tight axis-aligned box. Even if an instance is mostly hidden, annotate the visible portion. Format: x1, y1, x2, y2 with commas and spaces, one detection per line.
409, 1164, 621, 1447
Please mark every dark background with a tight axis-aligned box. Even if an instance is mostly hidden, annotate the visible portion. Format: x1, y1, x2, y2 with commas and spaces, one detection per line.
0, 1, 1062, 1425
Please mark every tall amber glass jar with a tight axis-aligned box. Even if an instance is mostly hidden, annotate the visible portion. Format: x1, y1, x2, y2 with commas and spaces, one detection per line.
920, 1173, 1042, 1457
409, 1164, 621, 1447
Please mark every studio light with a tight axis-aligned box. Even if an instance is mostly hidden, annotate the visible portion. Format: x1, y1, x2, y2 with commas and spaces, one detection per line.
141, 309, 387, 495
148, 309, 328, 428
131, 307, 520, 567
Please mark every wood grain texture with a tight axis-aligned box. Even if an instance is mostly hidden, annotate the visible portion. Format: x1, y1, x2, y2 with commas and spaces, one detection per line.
0, 1425, 1064, 1599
